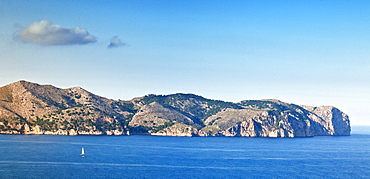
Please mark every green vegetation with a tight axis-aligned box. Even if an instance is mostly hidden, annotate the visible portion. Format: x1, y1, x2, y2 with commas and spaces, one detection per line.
140, 93, 243, 126
129, 121, 175, 133
115, 101, 138, 113
151, 121, 175, 133
201, 126, 220, 135
33, 117, 57, 131
130, 125, 151, 134
0, 117, 27, 132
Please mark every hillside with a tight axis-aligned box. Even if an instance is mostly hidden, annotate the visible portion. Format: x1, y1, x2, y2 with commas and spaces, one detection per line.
0, 81, 350, 137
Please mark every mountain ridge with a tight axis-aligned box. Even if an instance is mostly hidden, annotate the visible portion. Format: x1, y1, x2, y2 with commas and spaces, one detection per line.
0, 80, 351, 137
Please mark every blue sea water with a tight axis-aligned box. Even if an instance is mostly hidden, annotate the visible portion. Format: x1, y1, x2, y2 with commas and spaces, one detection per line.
0, 130, 370, 178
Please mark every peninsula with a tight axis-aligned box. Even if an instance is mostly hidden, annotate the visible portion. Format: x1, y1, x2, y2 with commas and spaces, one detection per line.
0, 80, 350, 137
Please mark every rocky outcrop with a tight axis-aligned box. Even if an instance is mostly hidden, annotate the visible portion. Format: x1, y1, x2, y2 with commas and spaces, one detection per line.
129, 102, 195, 127
198, 99, 350, 137
202, 108, 305, 137
151, 123, 207, 137
301, 105, 351, 136
0, 80, 351, 137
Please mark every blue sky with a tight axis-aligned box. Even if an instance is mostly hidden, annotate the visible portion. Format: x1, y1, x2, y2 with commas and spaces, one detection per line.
1, 0, 369, 125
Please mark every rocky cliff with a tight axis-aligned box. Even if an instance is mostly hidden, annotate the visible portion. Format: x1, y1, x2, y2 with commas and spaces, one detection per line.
0, 81, 350, 137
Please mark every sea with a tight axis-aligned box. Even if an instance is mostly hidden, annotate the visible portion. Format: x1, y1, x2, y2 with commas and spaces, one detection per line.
0, 126, 369, 179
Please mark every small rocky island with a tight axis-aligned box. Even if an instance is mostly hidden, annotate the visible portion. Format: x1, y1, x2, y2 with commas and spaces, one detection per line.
0, 80, 350, 137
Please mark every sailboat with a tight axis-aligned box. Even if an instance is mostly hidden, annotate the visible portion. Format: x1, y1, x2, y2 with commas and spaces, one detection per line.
81, 147, 85, 157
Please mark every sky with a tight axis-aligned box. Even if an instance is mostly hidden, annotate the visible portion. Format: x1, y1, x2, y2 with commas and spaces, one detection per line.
0, 0, 369, 125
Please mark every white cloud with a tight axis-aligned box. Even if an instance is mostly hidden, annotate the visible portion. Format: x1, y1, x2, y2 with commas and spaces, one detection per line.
107, 36, 126, 48
14, 20, 97, 46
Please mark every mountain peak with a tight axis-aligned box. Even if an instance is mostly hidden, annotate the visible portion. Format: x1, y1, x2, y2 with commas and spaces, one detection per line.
5, 80, 35, 88
14, 80, 38, 86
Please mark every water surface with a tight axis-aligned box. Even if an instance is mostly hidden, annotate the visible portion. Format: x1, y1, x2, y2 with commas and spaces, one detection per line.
1, 134, 369, 178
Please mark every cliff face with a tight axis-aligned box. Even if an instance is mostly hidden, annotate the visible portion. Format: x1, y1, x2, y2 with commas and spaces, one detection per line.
0, 81, 351, 137
301, 105, 351, 136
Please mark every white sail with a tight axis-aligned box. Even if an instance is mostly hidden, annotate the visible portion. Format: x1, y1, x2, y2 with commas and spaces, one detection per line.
81, 147, 85, 157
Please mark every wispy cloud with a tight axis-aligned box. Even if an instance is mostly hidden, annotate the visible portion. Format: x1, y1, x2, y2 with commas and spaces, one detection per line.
107, 36, 126, 48
14, 20, 97, 46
